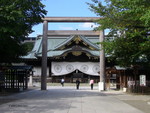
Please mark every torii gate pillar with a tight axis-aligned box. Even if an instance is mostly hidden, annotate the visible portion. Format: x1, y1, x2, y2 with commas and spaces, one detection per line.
41, 20, 48, 90
98, 30, 106, 91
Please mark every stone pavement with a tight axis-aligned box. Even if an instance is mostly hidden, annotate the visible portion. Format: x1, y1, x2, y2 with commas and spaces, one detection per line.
0, 86, 150, 113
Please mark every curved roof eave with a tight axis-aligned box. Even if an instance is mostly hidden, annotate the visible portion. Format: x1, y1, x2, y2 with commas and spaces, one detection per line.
53, 35, 74, 50
36, 48, 99, 58
21, 51, 37, 59
80, 35, 100, 50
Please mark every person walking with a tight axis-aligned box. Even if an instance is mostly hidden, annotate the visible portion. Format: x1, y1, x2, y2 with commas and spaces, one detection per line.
61, 78, 65, 87
76, 79, 80, 90
90, 79, 94, 90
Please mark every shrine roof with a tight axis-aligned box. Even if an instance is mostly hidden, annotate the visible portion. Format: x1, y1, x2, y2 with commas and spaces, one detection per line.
53, 35, 99, 50
23, 30, 101, 59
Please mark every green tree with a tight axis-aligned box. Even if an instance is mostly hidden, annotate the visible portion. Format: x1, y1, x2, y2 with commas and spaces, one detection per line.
22, 42, 34, 53
0, 0, 47, 63
88, 0, 150, 68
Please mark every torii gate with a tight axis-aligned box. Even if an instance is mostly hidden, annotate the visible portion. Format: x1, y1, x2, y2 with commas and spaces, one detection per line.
41, 17, 105, 91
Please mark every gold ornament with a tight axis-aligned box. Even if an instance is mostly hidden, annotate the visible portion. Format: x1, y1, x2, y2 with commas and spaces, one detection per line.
72, 51, 82, 56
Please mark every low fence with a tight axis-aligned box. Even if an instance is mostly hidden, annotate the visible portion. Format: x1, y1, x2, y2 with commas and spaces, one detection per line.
0, 66, 32, 92
127, 86, 150, 94
127, 81, 150, 94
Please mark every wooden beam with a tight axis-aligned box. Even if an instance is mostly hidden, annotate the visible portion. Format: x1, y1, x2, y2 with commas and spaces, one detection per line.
47, 30, 100, 36
42, 17, 102, 22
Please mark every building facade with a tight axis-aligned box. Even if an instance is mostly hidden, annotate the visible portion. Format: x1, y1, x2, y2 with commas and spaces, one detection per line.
23, 30, 111, 83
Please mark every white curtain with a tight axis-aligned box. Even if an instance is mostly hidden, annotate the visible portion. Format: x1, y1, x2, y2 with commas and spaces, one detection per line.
33, 67, 49, 76
51, 62, 100, 76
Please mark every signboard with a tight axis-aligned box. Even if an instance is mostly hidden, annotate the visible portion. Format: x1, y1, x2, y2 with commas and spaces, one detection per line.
140, 75, 146, 86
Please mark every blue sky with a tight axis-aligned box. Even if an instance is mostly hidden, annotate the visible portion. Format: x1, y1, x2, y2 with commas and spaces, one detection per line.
29, 0, 102, 37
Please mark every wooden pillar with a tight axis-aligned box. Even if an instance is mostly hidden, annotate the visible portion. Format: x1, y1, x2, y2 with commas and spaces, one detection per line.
41, 20, 48, 90
48, 61, 51, 77
119, 71, 122, 89
108, 74, 110, 90
25, 71, 28, 90
28, 75, 33, 86
99, 30, 106, 91
106, 72, 110, 90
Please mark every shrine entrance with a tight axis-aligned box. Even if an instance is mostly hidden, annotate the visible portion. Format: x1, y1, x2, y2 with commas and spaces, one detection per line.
40, 17, 105, 90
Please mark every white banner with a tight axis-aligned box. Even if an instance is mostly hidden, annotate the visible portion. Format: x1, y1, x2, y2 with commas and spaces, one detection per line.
140, 75, 146, 86
51, 62, 100, 76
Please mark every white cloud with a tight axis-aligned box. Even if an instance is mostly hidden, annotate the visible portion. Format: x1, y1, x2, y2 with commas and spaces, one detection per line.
78, 23, 99, 29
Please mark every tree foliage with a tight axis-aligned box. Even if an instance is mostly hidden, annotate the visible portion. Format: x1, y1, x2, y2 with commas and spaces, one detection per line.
88, 0, 150, 68
0, 0, 47, 63
22, 42, 34, 54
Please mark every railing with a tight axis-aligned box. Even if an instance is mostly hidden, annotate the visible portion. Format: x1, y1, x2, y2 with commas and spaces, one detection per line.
127, 81, 150, 94
0, 68, 30, 92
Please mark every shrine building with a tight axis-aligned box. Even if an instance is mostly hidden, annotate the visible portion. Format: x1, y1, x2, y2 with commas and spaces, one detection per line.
22, 17, 150, 92
23, 29, 112, 83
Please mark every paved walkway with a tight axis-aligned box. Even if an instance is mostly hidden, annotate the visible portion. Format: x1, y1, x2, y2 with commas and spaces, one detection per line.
0, 86, 150, 113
